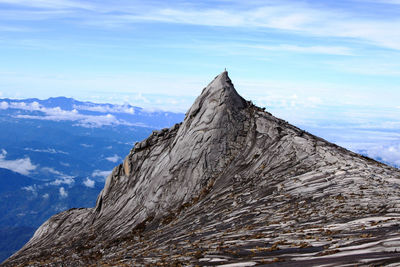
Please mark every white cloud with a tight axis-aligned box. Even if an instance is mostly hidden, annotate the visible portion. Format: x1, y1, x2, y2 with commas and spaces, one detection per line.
2, 1, 400, 51
358, 143, 400, 167
43, 166, 75, 186
151, 6, 400, 51
7, 101, 133, 128
0, 73, 200, 113
73, 104, 135, 114
42, 193, 49, 199
92, 169, 112, 180
0, 25, 32, 32
83, 177, 95, 188
368, 0, 400, 4
0, 149, 37, 175
0, 101, 8, 109
14, 105, 122, 127
80, 144, 93, 148
59, 187, 68, 198
22, 185, 38, 196
132, 93, 150, 104
0, 0, 93, 10
105, 154, 120, 163
326, 60, 400, 77
244, 44, 353, 56
40, 2, 394, 51
25, 147, 69, 154
48, 177, 74, 186
53, 205, 68, 212
306, 97, 323, 107
7, 101, 41, 111
42, 167, 75, 182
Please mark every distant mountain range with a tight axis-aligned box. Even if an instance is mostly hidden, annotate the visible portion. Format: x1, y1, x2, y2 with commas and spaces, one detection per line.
0, 96, 184, 128
0, 97, 184, 261
0, 96, 185, 182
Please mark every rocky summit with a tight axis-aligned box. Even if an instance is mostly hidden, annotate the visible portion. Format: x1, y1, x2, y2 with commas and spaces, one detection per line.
4, 72, 400, 267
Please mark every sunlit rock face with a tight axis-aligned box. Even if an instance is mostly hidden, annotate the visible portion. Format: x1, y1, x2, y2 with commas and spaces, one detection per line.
5, 72, 400, 266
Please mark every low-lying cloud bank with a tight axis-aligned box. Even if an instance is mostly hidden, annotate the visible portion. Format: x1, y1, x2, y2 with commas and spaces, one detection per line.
16, 106, 124, 128
105, 154, 121, 163
24, 147, 69, 155
83, 177, 95, 188
92, 169, 112, 180
59, 187, 68, 198
356, 144, 400, 168
73, 104, 135, 114
0, 149, 37, 175
2, 99, 399, 170
0, 98, 184, 128
1, 101, 137, 128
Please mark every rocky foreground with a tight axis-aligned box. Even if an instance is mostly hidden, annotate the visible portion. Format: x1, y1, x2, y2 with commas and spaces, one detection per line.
4, 72, 400, 266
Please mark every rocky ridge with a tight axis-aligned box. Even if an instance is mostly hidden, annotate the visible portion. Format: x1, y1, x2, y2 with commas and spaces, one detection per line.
4, 71, 400, 266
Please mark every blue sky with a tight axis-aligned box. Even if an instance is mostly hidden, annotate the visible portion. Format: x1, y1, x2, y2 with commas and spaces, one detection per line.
0, 0, 400, 166
0, 1, 399, 118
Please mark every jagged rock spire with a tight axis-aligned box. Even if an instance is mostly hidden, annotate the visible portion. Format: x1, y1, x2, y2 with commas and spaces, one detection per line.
6, 72, 400, 267
91, 71, 251, 233
186, 70, 247, 120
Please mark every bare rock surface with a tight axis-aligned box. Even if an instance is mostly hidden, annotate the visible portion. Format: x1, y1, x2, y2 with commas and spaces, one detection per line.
4, 72, 400, 266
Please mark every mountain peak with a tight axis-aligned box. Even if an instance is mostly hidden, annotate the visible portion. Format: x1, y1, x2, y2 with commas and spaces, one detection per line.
209, 69, 230, 88
6, 72, 400, 267
186, 70, 247, 120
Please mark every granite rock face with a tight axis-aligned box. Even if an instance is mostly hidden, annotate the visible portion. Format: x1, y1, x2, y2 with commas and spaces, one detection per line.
4, 72, 400, 266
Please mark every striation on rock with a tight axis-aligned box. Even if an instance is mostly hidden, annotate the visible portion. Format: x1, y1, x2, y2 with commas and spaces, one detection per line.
4, 71, 400, 266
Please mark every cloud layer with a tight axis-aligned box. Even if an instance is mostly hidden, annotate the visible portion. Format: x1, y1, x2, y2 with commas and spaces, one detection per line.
59, 187, 68, 198
92, 169, 112, 180
349, 143, 400, 168
25, 147, 69, 155
0, 149, 37, 175
105, 154, 120, 163
83, 177, 95, 188
2, 101, 134, 127
73, 104, 135, 114
2, 0, 400, 51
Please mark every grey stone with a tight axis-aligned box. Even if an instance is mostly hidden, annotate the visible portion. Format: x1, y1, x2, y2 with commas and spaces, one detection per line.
4, 71, 400, 266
